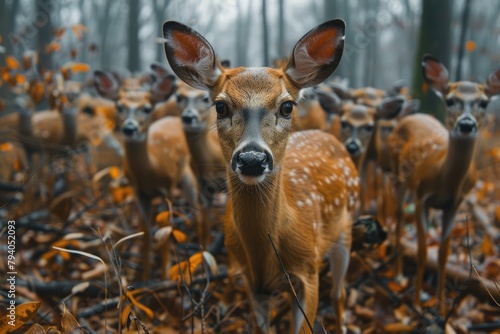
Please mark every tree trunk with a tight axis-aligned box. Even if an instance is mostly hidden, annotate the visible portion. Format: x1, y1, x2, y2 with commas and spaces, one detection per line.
456, 0, 471, 81
99, 1, 113, 68
262, 0, 269, 67
128, 0, 141, 72
36, 0, 55, 73
324, 0, 346, 79
153, 0, 170, 63
278, 0, 285, 58
411, 0, 451, 121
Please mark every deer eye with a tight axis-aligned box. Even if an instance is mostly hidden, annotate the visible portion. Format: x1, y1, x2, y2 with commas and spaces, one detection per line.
445, 98, 455, 107
215, 101, 229, 118
117, 104, 126, 114
279, 101, 294, 118
176, 95, 185, 103
364, 124, 374, 132
341, 120, 349, 129
143, 105, 153, 114
479, 100, 489, 109
201, 95, 210, 104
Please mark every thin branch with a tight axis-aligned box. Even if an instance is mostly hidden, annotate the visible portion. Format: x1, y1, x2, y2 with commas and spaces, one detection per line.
267, 233, 314, 332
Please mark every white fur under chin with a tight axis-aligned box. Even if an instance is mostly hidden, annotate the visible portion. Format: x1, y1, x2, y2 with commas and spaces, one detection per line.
238, 174, 267, 185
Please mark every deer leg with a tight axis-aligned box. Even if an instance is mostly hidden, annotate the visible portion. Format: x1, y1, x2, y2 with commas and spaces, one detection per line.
394, 182, 406, 278
136, 193, 152, 280
179, 165, 207, 248
291, 273, 319, 334
414, 197, 430, 308
437, 207, 457, 316
329, 232, 350, 334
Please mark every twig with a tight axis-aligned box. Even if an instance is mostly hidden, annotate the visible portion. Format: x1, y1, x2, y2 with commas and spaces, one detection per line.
268, 233, 314, 333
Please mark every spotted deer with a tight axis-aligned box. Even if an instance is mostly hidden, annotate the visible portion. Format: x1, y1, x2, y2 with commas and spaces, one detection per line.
94, 70, 201, 280
388, 55, 500, 314
164, 19, 359, 333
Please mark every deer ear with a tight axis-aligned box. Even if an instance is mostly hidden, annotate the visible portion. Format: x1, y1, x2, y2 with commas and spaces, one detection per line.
422, 54, 449, 98
317, 90, 342, 115
486, 67, 500, 97
285, 19, 345, 88
376, 96, 406, 120
163, 21, 223, 91
401, 99, 420, 117
94, 70, 120, 101
150, 75, 177, 104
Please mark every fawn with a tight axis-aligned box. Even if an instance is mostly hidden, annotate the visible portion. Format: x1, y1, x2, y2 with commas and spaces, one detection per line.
164, 19, 359, 333
94, 69, 201, 280
388, 55, 500, 314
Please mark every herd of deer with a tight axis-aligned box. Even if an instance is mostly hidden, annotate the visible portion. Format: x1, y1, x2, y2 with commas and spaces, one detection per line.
1, 19, 499, 333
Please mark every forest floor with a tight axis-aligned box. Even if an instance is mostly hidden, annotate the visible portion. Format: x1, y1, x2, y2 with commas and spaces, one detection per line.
0, 129, 499, 334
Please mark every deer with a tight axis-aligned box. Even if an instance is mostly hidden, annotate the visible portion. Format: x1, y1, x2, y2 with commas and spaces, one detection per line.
93, 69, 202, 280
387, 55, 500, 315
164, 19, 359, 333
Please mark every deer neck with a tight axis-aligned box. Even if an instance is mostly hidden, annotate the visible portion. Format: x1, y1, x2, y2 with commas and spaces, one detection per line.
62, 110, 78, 146
435, 132, 477, 197
184, 127, 209, 164
18, 109, 33, 137
124, 136, 152, 179
229, 170, 287, 245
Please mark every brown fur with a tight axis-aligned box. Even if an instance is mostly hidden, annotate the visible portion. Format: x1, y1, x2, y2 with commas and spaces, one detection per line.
163, 19, 353, 333
388, 56, 500, 314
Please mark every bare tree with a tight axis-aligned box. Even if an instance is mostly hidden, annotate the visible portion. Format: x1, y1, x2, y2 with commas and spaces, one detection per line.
278, 0, 285, 58
128, 0, 141, 72
411, 0, 451, 120
35, 0, 54, 72
152, 0, 171, 63
262, 0, 269, 66
456, 0, 471, 80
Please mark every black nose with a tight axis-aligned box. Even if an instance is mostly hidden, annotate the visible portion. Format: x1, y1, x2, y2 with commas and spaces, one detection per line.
232, 145, 273, 176
345, 141, 360, 155
456, 118, 477, 134
122, 123, 138, 136
181, 109, 198, 125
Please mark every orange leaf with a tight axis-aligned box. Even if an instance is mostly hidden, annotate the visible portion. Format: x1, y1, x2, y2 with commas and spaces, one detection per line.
485, 258, 500, 277
120, 304, 131, 326
0, 302, 41, 331
54, 27, 66, 39
465, 40, 476, 52
172, 230, 187, 243
126, 290, 154, 320
481, 234, 495, 257
422, 82, 429, 94
14, 157, 22, 171
46, 41, 61, 54
29, 81, 45, 105
6, 56, 19, 70
0, 142, 13, 151
15, 73, 26, 85
156, 211, 170, 226
109, 166, 120, 179
110, 185, 133, 204
72, 24, 88, 40
387, 281, 405, 293
70, 63, 90, 73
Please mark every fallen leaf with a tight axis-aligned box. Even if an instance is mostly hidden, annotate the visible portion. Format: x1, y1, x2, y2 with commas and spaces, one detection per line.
46, 41, 61, 54
6, 56, 19, 70
0, 301, 40, 332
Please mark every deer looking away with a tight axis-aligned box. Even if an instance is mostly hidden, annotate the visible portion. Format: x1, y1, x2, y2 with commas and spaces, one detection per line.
164, 19, 359, 333
93, 70, 202, 280
388, 55, 500, 314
